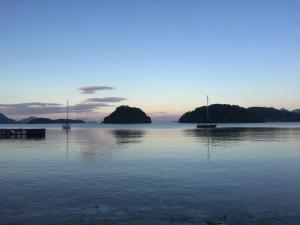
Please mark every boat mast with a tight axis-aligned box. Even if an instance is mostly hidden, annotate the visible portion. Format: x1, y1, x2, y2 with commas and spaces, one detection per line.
206, 95, 210, 123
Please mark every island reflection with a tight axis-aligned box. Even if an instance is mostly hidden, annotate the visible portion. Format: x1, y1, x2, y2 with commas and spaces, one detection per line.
183, 127, 300, 145
107, 129, 146, 145
68, 129, 147, 161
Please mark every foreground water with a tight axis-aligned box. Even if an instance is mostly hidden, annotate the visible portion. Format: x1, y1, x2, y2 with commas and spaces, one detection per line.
0, 123, 300, 225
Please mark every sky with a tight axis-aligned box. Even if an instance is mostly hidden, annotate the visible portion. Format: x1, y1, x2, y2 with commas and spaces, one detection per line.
0, 0, 300, 121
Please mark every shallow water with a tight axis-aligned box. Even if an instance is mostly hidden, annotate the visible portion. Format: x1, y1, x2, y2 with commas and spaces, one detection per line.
1, 123, 300, 225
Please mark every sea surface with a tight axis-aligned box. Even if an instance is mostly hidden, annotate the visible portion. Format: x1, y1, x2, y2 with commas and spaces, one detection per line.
0, 123, 300, 225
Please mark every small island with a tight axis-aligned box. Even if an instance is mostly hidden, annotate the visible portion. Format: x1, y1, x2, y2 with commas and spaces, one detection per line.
179, 104, 300, 123
103, 105, 152, 124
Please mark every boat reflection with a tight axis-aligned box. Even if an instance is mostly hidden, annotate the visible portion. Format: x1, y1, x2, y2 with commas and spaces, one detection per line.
64, 129, 69, 159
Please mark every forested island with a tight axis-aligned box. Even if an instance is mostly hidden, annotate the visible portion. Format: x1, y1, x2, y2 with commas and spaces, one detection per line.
179, 104, 300, 123
103, 106, 152, 124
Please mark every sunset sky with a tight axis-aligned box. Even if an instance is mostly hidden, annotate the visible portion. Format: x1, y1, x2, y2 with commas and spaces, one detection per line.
1, 0, 300, 121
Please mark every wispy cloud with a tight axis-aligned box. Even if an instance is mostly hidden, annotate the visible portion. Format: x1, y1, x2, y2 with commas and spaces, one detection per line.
0, 102, 61, 107
79, 86, 114, 94
69, 103, 110, 113
0, 102, 110, 116
148, 111, 167, 115
83, 97, 126, 103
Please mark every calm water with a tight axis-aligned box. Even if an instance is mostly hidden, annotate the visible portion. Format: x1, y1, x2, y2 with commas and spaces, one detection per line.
1, 123, 300, 225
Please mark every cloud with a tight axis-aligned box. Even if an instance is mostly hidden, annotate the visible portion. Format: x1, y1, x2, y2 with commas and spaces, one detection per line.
0, 102, 110, 116
79, 86, 114, 94
83, 97, 126, 103
0, 103, 62, 115
68, 103, 110, 113
0, 102, 61, 107
148, 111, 167, 115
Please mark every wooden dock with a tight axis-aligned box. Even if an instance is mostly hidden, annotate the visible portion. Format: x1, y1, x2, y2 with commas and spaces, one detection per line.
0, 129, 46, 139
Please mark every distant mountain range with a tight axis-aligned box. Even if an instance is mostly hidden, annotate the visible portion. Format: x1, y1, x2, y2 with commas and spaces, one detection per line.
0, 113, 17, 124
28, 118, 85, 124
1, 105, 300, 124
0, 113, 85, 124
179, 104, 300, 123
18, 116, 38, 123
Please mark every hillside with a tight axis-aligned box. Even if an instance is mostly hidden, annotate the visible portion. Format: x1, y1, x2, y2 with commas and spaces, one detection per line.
18, 116, 38, 124
0, 113, 17, 124
29, 118, 85, 124
179, 104, 300, 123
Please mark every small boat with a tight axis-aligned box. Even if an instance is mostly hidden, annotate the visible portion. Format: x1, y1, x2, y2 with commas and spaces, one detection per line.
62, 123, 71, 130
62, 100, 71, 130
197, 96, 217, 129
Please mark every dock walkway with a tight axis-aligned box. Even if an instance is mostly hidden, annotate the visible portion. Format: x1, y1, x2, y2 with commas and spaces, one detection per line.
0, 129, 46, 139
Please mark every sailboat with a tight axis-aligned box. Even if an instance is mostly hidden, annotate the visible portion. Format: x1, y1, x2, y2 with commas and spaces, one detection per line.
62, 100, 71, 130
197, 96, 217, 129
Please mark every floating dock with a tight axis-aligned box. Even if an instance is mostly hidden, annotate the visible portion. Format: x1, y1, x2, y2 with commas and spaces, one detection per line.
0, 129, 46, 139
